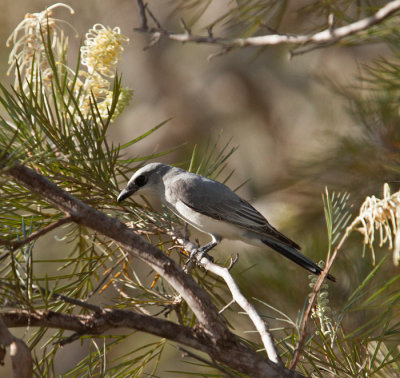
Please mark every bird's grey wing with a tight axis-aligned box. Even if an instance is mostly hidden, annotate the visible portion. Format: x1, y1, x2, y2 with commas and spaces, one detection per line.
170, 175, 300, 250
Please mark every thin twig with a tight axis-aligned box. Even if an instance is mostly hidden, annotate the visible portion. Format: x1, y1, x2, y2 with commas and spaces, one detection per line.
207, 46, 234, 62
227, 254, 239, 270
289, 40, 337, 58
58, 332, 81, 346
219, 299, 235, 314
136, 0, 148, 30
143, 3, 162, 29
135, 0, 400, 56
40, 286, 101, 313
0, 281, 101, 313
0, 216, 73, 251
88, 253, 128, 298
179, 347, 236, 378
179, 18, 191, 34
289, 221, 356, 369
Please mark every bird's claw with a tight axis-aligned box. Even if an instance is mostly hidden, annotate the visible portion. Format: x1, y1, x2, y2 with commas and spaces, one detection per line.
189, 247, 214, 263
198, 250, 214, 263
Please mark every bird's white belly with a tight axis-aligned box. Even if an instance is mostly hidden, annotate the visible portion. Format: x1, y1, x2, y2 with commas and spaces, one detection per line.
174, 200, 241, 240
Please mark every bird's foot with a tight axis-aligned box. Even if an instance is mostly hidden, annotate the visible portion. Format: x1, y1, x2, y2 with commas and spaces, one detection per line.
184, 240, 218, 269
189, 246, 214, 263
197, 249, 214, 263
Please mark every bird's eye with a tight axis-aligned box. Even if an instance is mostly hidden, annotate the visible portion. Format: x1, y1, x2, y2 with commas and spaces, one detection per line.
135, 175, 147, 187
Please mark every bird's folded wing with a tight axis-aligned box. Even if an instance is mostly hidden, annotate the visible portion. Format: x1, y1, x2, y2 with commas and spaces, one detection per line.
172, 177, 300, 250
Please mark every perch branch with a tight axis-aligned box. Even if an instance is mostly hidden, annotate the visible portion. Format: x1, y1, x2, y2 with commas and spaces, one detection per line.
171, 231, 282, 366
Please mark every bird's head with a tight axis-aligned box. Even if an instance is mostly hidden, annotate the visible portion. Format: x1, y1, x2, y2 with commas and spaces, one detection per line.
117, 163, 171, 203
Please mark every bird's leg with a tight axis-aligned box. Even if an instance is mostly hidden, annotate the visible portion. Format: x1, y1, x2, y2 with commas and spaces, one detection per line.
190, 236, 221, 263
184, 223, 189, 241
190, 241, 216, 262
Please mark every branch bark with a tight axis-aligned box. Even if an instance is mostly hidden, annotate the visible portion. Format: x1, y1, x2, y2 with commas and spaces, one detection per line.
135, 0, 400, 57
1, 309, 210, 353
2, 157, 301, 377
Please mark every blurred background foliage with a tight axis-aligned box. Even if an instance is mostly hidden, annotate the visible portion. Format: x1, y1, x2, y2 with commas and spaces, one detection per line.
0, 0, 400, 376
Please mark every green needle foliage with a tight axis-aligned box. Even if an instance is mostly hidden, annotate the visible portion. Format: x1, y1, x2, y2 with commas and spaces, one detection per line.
252, 190, 400, 376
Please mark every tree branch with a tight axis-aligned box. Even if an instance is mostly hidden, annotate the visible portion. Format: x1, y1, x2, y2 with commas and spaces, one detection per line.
1, 309, 210, 353
2, 157, 300, 377
170, 231, 282, 366
135, 0, 400, 57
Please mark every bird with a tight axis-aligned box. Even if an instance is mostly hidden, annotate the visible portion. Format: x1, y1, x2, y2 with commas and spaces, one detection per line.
117, 163, 335, 282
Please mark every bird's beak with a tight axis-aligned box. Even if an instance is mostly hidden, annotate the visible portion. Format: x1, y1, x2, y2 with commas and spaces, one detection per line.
117, 186, 137, 202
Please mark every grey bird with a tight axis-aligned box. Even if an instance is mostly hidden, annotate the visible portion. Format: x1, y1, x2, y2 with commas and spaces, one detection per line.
117, 163, 335, 282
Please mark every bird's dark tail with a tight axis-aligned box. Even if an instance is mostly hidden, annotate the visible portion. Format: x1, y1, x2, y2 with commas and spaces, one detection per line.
262, 239, 336, 282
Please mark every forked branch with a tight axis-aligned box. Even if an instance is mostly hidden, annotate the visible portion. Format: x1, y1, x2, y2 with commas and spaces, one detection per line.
171, 231, 282, 366
135, 0, 400, 58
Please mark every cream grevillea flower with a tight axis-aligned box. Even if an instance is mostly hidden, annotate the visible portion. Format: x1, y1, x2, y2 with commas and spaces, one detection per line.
351, 183, 400, 265
7, 4, 131, 122
78, 24, 130, 120
81, 24, 129, 77
95, 88, 133, 121
6, 3, 75, 87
